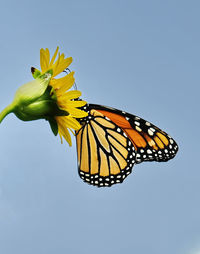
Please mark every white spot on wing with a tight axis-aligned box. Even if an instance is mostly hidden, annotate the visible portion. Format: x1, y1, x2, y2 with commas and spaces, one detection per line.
148, 129, 154, 136
135, 126, 142, 132
135, 116, 140, 120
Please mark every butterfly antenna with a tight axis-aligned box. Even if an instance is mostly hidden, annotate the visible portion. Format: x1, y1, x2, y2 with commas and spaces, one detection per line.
73, 82, 77, 90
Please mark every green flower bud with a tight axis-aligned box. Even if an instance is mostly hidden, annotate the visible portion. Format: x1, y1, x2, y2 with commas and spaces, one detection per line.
14, 73, 50, 106
0, 71, 68, 124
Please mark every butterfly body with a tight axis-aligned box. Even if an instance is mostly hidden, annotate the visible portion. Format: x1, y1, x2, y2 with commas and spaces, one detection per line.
76, 104, 178, 187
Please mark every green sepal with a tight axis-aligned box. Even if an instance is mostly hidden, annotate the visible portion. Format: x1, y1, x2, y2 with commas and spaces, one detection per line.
48, 118, 58, 136
46, 69, 53, 76
14, 98, 69, 121
31, 68, 53, 80
31, 67, 41, 79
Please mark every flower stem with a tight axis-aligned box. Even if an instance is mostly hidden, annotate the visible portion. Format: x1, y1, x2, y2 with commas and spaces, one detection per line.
0, 104, 15, 123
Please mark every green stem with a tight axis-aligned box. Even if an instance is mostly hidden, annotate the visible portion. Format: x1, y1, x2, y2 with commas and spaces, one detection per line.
0, 104, 15, 123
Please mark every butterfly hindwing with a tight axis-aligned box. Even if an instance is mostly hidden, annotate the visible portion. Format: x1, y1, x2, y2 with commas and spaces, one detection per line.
76, 108, 136, 187
76, 104, 178, 187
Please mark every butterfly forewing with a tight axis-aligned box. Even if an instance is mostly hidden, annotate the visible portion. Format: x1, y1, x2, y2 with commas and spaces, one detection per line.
91, 104, 178, 164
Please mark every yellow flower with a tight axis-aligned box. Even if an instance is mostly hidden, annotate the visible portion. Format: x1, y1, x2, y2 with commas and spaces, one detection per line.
38, 47, 88, 146
0, 47, 88, 147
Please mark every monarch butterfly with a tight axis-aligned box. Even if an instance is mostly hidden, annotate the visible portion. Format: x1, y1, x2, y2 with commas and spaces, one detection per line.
76, 103, 178, 187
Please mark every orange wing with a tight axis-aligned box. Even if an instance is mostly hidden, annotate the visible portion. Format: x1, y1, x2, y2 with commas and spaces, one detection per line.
96, 108, 178, 163
76, 109, 136, 187
76, 104, 178, 187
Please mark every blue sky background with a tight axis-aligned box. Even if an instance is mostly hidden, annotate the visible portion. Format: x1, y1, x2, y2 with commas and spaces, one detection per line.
0, 0, 199, 253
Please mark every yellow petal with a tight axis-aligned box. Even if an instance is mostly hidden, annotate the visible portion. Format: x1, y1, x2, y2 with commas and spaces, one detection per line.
40, 49, 48, 73
53, 53, 61, 76
60, 53, 65, 62
56, 116, 72, 146
59, 127, 72, 146
50, 47, 59, 66
51, 72, 75, 92
61, 115, 81, 130
66, 100, 87, 108
59, 133, 63, 144
69, 128, 76, 136
53, 57, 73, 77
64, 106, 88, 118
45, 48, 50, 66
60, 90, 82, 100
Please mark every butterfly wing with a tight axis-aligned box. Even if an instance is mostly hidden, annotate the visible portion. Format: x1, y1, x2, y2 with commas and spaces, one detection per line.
91, 104, 178, 163
76, 108, 136, 187
76, 104, 178, 187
